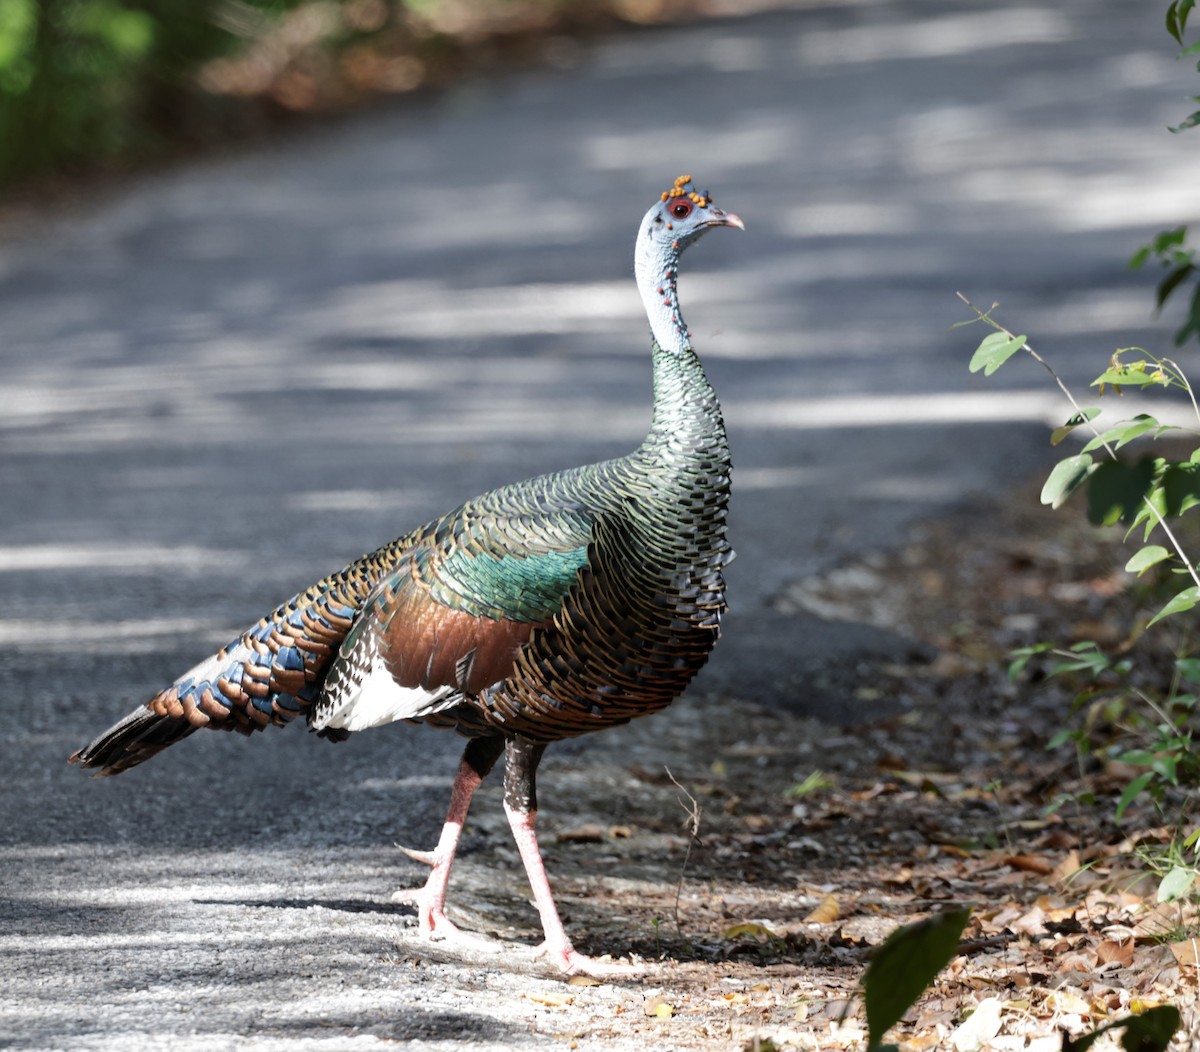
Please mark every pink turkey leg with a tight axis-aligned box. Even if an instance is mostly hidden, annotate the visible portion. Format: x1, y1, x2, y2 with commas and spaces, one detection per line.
504, 801, 641, 977
395, 758, 493, 947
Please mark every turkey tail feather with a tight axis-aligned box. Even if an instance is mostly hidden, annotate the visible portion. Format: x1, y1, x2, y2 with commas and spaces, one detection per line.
69, 706, 198, 776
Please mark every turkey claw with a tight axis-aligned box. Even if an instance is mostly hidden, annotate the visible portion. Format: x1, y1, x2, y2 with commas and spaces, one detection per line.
396, 843, 438, 866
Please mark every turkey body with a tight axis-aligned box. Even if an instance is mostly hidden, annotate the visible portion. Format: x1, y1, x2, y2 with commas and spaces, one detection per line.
72, 177, 742, 975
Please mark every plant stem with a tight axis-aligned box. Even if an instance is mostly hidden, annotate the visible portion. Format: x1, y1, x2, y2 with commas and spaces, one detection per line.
664, 767, 702, 936
1162, 358, 1200, 427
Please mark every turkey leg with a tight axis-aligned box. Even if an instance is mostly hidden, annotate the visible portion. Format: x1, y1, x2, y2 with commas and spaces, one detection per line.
503, 737, 640, 977
394, 734, 504, 943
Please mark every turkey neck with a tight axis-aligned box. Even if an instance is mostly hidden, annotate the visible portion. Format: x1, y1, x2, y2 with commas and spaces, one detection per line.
633, 235, 730, 491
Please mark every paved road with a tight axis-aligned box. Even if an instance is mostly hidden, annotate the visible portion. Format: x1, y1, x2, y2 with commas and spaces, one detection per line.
0, 0, 1193, 1047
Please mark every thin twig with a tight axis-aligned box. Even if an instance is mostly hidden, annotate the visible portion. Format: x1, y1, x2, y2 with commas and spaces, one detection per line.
1162, 357, 1200, 428
1129, 684, 1179, 730
957, 293, 1200, 592
664, 766, 702, 935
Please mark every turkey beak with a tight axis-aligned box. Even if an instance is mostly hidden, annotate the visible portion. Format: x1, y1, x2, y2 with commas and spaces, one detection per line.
706, 209, 744, 231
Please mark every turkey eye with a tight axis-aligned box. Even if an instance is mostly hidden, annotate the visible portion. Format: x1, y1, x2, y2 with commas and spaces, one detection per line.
670, 200, 693, 219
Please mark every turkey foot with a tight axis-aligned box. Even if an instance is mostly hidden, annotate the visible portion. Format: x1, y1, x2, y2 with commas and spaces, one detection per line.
392, 882, 500, 953
505, 800, 640, 978
533, 939, 644, 978
390, 758, 499, 951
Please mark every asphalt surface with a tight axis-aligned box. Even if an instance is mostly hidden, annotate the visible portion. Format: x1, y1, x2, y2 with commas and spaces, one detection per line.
0, 0, 1194, 1047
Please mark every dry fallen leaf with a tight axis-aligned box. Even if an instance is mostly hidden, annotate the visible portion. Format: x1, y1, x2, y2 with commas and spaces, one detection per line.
556, 824, 606, 843
1003, 854, 1056, 875
1133, 901, 1179, 940
1010, 905, 1047, 937
804, 894, 840, 924
567, 975, 603, 987
1169, 937, 1199, 969
1055, 951, 1096, 974
950, 996, 1003, 1052
1095, 937, 1135, 968
904, 1029, 944, 1052
526, 991, 576, 1008
722, 922, 782, 941
1048, 850, 1082, 886
1044, 989, 1091, 1016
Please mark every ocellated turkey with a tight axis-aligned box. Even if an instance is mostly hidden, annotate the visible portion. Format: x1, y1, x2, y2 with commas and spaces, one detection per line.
72, 176, 744, 976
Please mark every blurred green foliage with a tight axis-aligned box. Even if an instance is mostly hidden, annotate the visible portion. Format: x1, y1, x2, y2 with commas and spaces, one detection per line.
1130, 0, 1200, 346
0, 0, 624, 192
0, 0, 256, 187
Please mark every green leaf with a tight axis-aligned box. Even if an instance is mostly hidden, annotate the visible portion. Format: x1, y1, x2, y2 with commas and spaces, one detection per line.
1046, 728, 1079, 749
1115, 414, 1162, 448
968, 332, 1026, 376
1126, 545, 1170, 574
1176, 281, 1200, 346
1041, 454, 1094, 509
1147, 584, 1200, 626
1008, 643, 1054, 680
1091, 368, 1159, 388
1138, 485, 1169, 541
1175, 657, 1200, 683
1080, 418, 1166, 453
1065, 1005, 1181, 1052
863, 909, 970, 1050
1168, 0, 1183, 44
1114, 770, 1155, 823
1086, 459, 1156, 526
1168, 109, 1200, 133
1162, 462, 1200, 515
1153, 226, 1189, 253
1050, 407, 1101, 446
1157, 263, 1196, 307
1157, 867, 1194, 903
1157, 866, 1197, 904
1117, 1005, 1180, 1051
1084, 424, 1128, 453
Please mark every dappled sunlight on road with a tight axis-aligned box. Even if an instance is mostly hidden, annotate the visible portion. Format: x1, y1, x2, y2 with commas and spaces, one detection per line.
795, 8, 1071, 65
0, 0, 1191, 805
4, 4, 1198, 1046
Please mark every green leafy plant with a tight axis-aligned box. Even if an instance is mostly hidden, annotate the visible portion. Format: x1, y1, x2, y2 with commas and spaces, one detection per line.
962, 299, 1200, 949
784, 769, 834, 798
1142, 826, 1200, 928
964, 304, 1200, 629
861, 909, 970, 1052
1128, 1, 1200, 345
0, 0, 243, 186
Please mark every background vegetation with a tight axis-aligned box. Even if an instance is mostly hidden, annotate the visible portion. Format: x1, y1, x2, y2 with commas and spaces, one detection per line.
0, 0, 667, 192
